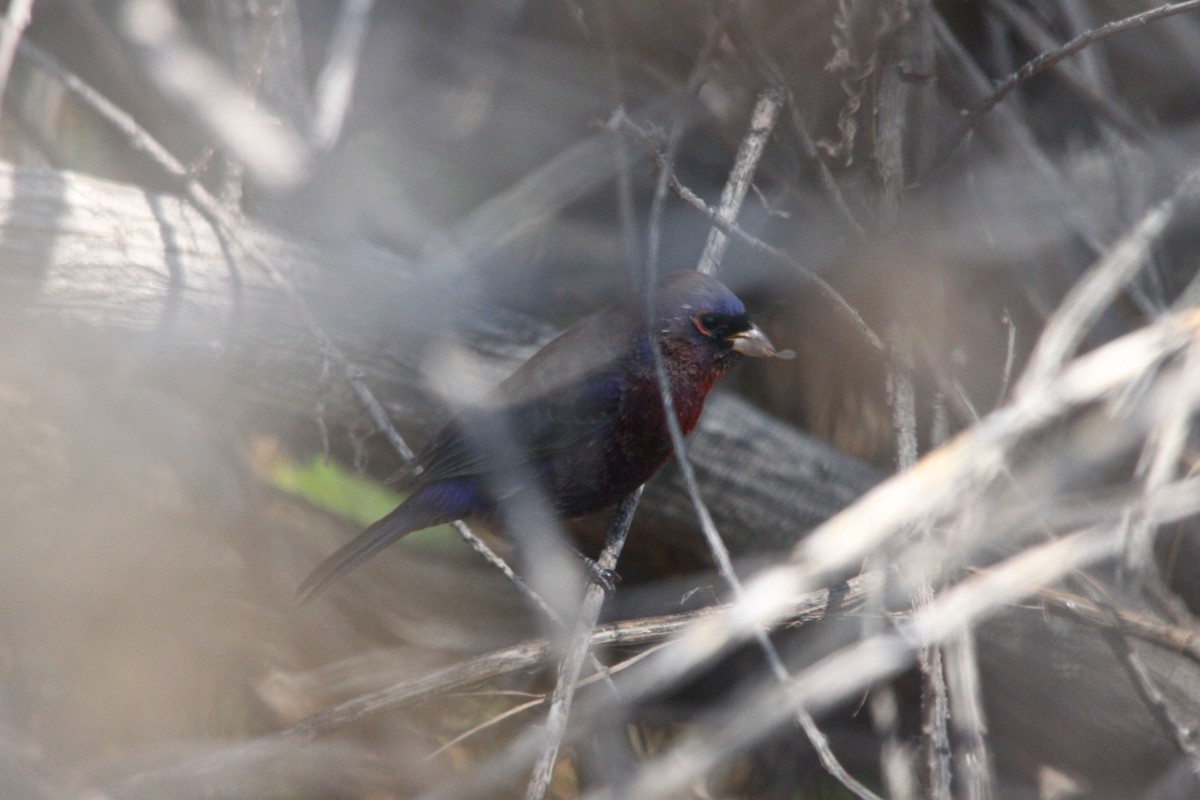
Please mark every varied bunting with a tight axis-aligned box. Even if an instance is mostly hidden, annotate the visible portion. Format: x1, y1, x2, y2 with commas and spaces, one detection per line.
298, 271, 788, 602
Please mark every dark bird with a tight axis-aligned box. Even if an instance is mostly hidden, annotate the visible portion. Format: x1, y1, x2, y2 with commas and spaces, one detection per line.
298, 271, 790, 602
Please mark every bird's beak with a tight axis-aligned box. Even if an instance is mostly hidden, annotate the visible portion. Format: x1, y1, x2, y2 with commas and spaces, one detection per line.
727, 324, 795, 359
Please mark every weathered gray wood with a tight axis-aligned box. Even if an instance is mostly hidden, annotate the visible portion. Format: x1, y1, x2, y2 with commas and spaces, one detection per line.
0, 163, 881, 567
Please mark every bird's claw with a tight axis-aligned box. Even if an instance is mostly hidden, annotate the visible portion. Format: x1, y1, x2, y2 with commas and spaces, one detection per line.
578, 556, 620, 592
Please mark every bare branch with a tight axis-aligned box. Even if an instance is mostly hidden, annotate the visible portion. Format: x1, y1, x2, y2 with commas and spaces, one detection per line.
604, 485, 1200, 800
944, 630, 994, 800
953, 0, 1200, 151
309, 0, 376, 152
1016, 166, 1200, 395
616, 114, 882, 351
985, 0, 1156, 146
118, 0, 309, 188
0, 0, 34, 119
524, 489, 641, 800
696, 87, 783, 276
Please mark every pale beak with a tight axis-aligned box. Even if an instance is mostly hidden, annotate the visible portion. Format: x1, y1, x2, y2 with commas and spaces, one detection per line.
727, 324, 795, 359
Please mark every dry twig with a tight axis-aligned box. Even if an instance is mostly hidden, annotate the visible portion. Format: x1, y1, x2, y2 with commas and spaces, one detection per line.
952, 0, 1200, 152
695, 86, 783, 276
309, 0, 376, 151
525, 489, 641, 800
118, 0, 308, 188
0, 0, 34, 119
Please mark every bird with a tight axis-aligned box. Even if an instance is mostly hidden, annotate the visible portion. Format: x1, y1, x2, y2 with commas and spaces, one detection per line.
297, 270, 791, 603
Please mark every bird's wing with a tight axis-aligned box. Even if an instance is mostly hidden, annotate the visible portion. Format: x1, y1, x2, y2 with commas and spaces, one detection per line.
406, 306, 640, 487
409, 369, 624, 486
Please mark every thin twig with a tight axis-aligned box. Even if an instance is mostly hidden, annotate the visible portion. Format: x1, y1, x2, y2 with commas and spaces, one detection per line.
951, 0, 1200, 153
617, 114, 883, 351
885, 323, 952, 800
1034, 583, 1200, 666
1074, 575, 1200, 788
643, 73, 879, 800
0, 0, 34, 121
721, 14, 867, 235
870, 324, 919, 800
606, 456, 1200, 800
524, 488, 641, 800
431, 697, 544, 763
991, 308, 1016, 410
118, 0, 308, 189
944, 629, 993, 800
591, 2, 641, 289
1016, 166, 1200, 396
918, 640, 952, 799
984, 0, 1154, 147
936, 406, 995, 800
875, 0, 934, 227
310, 0, 376, 152
429, 639, 669, 763
888, 327, 920, 471
696, 87, 783, 276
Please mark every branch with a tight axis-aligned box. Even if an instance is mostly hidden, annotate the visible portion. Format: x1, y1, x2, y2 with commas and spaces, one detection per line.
0, 0, 33, 118
605, 471, 1200, 800
952, 1, 1200, 152
695, 87, 783, 276
524, 489, 642, 800
309, 0, 376, 151
118, 0, 309, 189
615, 113, 883, 352
1015, 165, 1200, 395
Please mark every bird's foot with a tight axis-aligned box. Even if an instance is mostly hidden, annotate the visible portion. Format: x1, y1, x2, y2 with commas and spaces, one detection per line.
577, 554, 620, 592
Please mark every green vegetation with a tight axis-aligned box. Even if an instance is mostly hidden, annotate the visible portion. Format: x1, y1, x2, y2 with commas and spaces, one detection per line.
267, 455, 463, 552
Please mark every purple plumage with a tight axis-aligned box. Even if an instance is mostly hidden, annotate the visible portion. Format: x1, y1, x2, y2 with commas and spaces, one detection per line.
298, 271, 787, 602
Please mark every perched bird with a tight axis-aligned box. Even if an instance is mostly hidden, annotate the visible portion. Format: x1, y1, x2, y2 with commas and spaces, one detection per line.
298, 270, 789, 602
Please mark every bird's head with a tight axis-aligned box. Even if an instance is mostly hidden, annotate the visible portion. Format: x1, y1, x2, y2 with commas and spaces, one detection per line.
651, 271, 793, 368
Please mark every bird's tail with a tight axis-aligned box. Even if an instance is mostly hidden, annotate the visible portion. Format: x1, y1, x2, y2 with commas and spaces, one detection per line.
297, 480, 476, 604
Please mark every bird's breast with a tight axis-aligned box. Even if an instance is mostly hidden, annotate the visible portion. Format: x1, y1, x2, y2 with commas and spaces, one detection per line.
612, 368, 715, 468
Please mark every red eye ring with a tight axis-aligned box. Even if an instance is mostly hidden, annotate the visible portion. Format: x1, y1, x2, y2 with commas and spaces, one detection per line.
693, 312, 721, 337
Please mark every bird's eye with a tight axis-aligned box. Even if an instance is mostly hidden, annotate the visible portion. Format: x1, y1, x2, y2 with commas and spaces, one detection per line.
693, 313, 722, 336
